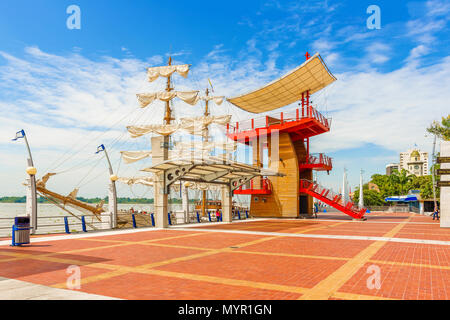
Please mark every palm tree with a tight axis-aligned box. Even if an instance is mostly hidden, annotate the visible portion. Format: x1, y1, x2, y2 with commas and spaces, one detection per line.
390, 169, 414, 195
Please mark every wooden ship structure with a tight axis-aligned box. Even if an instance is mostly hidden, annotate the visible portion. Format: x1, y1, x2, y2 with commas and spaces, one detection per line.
118, 56, 284, 228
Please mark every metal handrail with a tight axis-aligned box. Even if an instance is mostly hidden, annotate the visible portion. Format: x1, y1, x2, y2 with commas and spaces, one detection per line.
227, 105, 330, 134
299, 179, 359, 211
237, 177, 271, 192
305, 153, 333, 166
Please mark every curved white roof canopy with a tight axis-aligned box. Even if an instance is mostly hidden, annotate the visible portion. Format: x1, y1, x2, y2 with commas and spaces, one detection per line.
227, 53, 336, 114
141, 156, 283, 191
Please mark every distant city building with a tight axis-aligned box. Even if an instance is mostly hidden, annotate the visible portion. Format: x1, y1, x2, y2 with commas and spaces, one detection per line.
385, 148, 429, 176
399, 149, 429, 176
386, 163, 399, 176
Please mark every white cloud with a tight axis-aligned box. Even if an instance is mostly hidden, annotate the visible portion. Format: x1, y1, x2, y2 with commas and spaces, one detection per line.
311, 38, 335, 53
365, 42, 391, 64
406, 0, 450, 45
405, 45, 430, 65
312, 55, 450, 155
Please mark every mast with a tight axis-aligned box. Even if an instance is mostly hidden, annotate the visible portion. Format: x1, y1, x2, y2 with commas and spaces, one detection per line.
125, 59, 228, 222
359, 169, 364, 209
342, 168, 348, 205
164, 56, 174, 124
201, 88, 210, 217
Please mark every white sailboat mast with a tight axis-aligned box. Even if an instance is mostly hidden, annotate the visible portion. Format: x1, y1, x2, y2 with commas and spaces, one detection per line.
359, 169, 364, 209
342, 168, 348, 205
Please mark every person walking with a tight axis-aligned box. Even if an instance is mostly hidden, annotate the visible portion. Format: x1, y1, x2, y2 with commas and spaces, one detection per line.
432, 207, 440, 221
216, 209, 221, 222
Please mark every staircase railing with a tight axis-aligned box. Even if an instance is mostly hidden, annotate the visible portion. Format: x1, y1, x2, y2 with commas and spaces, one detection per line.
299, 179, 366, 218
227, 105, 330, 134
234, 177, 271, 194
306, 153, 332, 166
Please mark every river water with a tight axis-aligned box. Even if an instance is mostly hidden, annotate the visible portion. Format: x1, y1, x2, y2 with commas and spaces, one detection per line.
0, 203, 186, 237
0, 201, 250, 237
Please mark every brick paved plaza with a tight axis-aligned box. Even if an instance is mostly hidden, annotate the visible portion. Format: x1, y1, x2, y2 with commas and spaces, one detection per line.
0, 212, 449, 300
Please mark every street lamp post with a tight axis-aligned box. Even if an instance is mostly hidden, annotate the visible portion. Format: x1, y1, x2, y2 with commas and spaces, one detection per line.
96, 144, 118, 229
431, 134, 438, 211
12, 130, 38, 234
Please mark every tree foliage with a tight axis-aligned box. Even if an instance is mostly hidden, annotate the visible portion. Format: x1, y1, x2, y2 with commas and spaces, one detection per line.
427, 114, 450, 141
369, 169, 414, 197
354, 168, 438, 207
352, 187, 386, 206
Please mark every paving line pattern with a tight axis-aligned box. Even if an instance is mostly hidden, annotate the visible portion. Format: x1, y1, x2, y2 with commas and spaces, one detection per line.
0, 214, 448, 300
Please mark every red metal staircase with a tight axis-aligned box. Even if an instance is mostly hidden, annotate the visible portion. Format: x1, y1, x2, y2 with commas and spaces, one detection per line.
299, 179, 367, 219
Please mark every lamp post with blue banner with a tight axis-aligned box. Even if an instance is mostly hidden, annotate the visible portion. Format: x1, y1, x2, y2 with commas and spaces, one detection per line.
96, 144, 118, 228
12, 130, 37, 234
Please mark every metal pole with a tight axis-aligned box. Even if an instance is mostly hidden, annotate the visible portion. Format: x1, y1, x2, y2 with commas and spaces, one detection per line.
103, 147, 118, 229
431, 134, 438, 211
23, 134, 34, 166
342, 168, 348, 205
23, 132, 37, 234
359, 169, 364, 209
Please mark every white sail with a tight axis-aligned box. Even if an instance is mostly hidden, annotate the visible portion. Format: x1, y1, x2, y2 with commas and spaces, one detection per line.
120, 151, 152, 164
147, 64, 190, 82
121, 140, 233, 165
118, 176, 154, 187
175, 140, 237, 152
127, 124, 180, 138
179, 115, 231, 136
184, 181, 222, 191
200, 96, 225, 105
118, 175, 219, 192
210, 115, 232, 125
136, 91, 200, 108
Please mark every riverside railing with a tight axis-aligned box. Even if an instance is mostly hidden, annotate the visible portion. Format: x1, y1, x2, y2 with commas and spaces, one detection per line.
0, 208, 251, 237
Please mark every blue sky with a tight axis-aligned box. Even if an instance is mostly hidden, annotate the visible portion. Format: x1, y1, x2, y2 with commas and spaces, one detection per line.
0, 0, 449, 197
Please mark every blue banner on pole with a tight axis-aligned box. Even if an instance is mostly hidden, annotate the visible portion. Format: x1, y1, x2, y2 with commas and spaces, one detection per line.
95, 144, 105, 154
12, 129, 25, 141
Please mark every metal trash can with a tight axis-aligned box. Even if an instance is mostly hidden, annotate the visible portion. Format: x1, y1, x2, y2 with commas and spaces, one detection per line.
12, 216, 31, 246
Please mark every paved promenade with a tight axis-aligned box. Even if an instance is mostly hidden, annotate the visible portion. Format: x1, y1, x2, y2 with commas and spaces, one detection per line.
0, 212, 448, 300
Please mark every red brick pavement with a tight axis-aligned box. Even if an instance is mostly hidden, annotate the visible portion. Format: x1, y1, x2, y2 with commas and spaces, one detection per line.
0, 212, 448, 300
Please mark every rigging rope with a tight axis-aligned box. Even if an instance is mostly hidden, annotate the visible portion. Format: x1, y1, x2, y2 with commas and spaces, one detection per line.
44, 108, 141, 175
75, 154, 105, 188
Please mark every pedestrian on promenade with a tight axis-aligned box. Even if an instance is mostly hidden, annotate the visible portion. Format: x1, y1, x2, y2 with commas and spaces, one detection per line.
432, 207, 440, 221
216, 209, 221, 222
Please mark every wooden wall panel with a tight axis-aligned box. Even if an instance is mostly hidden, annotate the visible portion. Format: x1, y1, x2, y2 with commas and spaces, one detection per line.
250, 132, 299, 217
